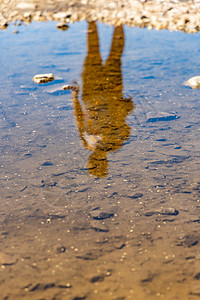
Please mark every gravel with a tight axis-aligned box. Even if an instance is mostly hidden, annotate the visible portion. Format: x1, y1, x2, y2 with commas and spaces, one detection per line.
1, 0, 200, 33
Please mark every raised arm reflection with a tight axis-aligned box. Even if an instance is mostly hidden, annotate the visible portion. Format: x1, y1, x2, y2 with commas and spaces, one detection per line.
72, 22, 134, 178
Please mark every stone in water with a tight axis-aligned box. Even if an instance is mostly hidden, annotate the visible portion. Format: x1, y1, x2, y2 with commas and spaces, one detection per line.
90, 220, 109, 232
146, 112, 178, 122
90, 209, 114, 220
0, 252, 17, 265
33, 73, 55, 84
160, 208, 179, 215
186, 76, 200, 89
57, 22, 69, 31
62, 84, 73, 90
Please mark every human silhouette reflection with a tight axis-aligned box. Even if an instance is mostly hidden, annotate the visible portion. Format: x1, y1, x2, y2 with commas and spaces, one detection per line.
71, 22, 134, 178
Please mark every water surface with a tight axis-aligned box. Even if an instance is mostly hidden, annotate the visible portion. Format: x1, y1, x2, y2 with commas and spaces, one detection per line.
0, 21, 200, 300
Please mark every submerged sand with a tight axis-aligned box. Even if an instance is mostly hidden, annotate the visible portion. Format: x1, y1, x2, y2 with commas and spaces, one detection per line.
1, 2, 200, 300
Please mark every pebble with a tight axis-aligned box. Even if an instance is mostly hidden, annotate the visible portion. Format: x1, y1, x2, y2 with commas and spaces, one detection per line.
0, 252, 17, 265
41, 161, 53, 166
56, 22, 69, 30
90, 220, 109, 232
127, 193, 143, 199
53, 12, 69, 20
176, 233, 199, 247
141, 273, 154, 283
62, 84, 74, 90
63, 84, 79, 93
1, 0, 200, 34
186, 76, 200, 89
90, 209, 115, 220
190, 282, 200, 296
144, 207, 179, 216
146, 112, 178, 122
194, 272, 200, 280
56, 246, 66, 253
0, 21, 8, 29
57, 282, 72, 288
33, 73, 55, 84
29, 283, 55, 291
115, 242, 126, 249
16, 2, 35, 10
90, 274, 104, 283
160, 208, 179, 215
22, 153, 32, 157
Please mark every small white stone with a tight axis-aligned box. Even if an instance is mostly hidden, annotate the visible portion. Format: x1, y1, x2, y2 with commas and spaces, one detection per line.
53, 12, 68, 20
23, 12, 32, 18
16, 2, 35, 10
33, 73, 55, 84
186, 76, 200, 89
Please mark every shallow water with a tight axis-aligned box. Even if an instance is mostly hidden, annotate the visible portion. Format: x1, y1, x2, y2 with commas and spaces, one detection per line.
0, 21, 200, 300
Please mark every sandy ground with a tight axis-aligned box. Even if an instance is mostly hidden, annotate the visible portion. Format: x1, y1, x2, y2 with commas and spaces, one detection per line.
1, 0, 200, 32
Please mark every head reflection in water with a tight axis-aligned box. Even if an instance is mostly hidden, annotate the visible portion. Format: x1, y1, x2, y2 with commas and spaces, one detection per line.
72, 22, 134, 178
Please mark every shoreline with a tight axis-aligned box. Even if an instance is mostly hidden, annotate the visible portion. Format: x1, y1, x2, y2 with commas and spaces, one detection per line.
1, 0, 200, 33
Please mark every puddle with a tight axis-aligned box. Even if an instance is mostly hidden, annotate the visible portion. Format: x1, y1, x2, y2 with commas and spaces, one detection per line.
0, 21, 200, 299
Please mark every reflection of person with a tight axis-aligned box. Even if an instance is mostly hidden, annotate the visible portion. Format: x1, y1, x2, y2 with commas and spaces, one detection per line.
72, 21, 134, 178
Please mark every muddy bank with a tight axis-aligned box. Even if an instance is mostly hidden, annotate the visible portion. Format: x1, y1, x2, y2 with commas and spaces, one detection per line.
1, 0, 200, 33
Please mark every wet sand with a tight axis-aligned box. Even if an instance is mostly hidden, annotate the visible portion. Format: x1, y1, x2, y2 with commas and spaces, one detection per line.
1, 108, 200, 300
